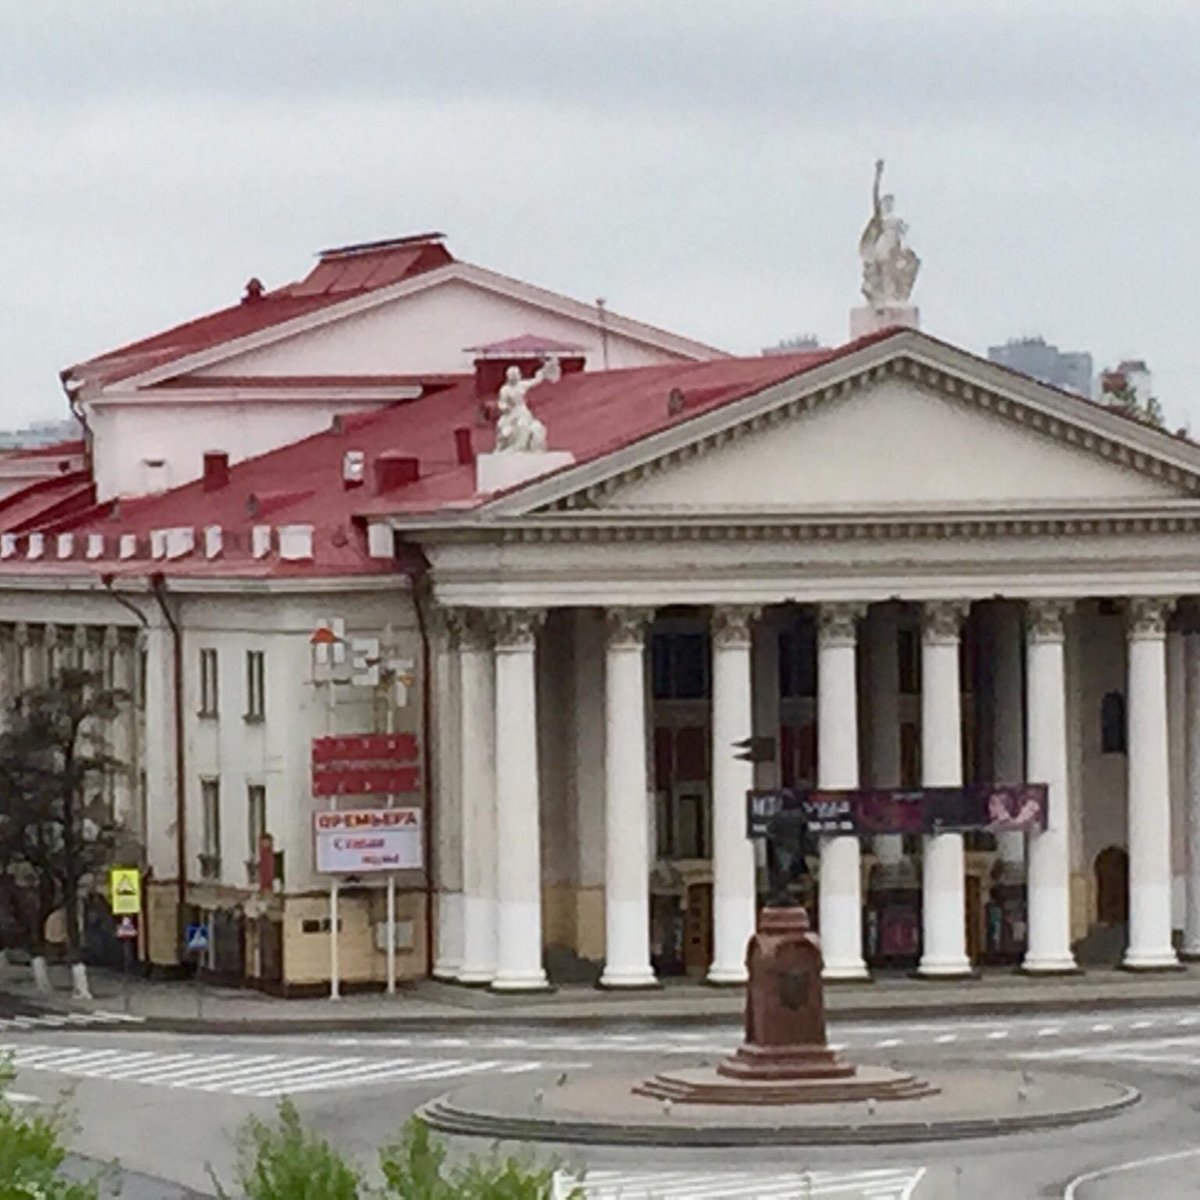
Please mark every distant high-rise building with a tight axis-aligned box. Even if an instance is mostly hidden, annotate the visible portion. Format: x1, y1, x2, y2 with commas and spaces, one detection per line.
987, 336, 1094, 398
762, 334, 825, 357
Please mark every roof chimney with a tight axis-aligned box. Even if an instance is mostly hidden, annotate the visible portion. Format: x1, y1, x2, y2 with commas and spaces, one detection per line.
202, 451, 230, 491
343, 449, 365, 489
374, 453, 420, 493
242, 277, 265, 304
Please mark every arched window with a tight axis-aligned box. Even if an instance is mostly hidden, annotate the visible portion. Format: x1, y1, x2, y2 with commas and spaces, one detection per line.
1101, 691, 1127, 754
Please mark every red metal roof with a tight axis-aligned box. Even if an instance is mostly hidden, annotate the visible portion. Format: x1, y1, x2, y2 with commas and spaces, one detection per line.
1, 328, 906, 581
67, 239, 455, 390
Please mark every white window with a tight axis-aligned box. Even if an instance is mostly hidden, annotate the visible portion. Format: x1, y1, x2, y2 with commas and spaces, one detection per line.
247, 784, 266, 859
200, 778, 221, 878
245, 650, 265, 721
199, 648, 219, 717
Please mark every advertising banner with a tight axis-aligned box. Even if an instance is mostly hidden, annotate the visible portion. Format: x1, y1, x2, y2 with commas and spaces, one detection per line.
747, 783, 1048, 839
313, 807, 423, 874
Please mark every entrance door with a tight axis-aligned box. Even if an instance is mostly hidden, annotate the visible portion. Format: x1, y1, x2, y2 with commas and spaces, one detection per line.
1095, 846, 1130, 925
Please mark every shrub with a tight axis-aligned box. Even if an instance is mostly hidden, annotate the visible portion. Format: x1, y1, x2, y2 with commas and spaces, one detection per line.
0, 1062, 112, 1200
211, 1099, 363, 1200
378, 1118, 584, 1199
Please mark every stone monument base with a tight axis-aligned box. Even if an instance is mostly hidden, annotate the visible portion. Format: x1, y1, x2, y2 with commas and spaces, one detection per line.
635, 1061, 936, 1106
850, 303, 919, 340
475, 449, 575, 495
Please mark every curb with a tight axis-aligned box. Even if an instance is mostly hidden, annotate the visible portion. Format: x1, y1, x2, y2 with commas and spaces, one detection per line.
416, 1082, 1142, 1148
8, 983, 1200, 1035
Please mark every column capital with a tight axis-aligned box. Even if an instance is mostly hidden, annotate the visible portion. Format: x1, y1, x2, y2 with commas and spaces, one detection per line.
13, 621, 29, 648
103, 625, 121, 652
711, 604, 759, 649
1026, 599, 1073, 644
43, 623, 58, 649
447, 609, 492, 653
817, 602, 867, 649
920, 600, 970, 645
604, 606, 654, 650
1128, 597, 1176, 641
492, 607, 546, 651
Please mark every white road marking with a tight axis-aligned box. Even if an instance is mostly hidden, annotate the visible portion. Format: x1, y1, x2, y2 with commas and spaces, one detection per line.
1062, 1146, 1200, 1198
560, 1166, 924, 1199
1090, 1023, 1114, 1033
875, 1038, 903, 1048
985, 1030, 1009, 1040
0, 1040, 579, 1098
1036, 1027, 1061, 1036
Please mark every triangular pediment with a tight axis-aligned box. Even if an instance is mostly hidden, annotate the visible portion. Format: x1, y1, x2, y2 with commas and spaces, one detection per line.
485, 333, 1200, 517
119, 266, 718, 391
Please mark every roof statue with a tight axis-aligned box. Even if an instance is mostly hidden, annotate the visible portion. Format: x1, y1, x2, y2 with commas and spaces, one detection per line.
495, 358, 560, 453
858, 159, 920, 307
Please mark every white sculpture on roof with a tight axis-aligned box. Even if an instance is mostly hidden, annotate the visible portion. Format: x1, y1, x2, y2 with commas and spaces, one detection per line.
858, 159, 920, 306
495, 358, 560, 453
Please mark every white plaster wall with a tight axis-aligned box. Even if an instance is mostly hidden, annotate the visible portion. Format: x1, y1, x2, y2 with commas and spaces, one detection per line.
87, 398, 390, 502
210, 280, 693, 379
604, 379, 1181, 510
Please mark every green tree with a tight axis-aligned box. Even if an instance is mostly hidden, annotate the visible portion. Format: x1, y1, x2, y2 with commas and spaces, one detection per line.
0, 667, 129, 997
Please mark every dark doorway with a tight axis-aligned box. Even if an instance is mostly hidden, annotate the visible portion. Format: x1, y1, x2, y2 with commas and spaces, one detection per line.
1095, 846, 1129, 925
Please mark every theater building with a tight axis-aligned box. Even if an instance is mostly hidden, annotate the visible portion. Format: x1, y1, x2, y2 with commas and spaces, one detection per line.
3, 231, 1200, 992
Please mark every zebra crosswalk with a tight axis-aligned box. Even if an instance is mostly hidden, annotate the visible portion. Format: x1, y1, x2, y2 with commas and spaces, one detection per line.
1018, 1032, 1200, 1072
0, 1009, 144, 1034
0, 1040, 578, 1098
554, 1166, 925, 1199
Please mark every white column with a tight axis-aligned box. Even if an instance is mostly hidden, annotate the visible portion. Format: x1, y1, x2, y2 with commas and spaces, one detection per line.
431, 612, 464, 981
708, 604, 759, 984
918, 600, 972, 977
600, 608, 656, 988
817, 602, 868, 979
1124, 597, 1179, 969
867, 605, 903, 868
456, 612, 497, 984
1023, 600, 1076, 972
492, 608, 549, 991
991, 602, 1027, 875
1183, 632, 1200, 958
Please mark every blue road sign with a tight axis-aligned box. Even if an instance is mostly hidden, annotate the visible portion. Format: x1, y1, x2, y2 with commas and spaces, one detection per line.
185, 923, 210, 953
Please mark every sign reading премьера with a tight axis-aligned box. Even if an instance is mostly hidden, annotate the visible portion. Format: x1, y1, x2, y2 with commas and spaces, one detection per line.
313, 807, 423, 874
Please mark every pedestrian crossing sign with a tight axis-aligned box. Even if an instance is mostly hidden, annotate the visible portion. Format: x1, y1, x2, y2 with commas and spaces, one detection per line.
109, 867, 141, 916
186, 924, 210, 953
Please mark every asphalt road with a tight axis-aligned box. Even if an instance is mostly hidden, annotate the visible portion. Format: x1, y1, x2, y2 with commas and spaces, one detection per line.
7, 1004, 1200, 1197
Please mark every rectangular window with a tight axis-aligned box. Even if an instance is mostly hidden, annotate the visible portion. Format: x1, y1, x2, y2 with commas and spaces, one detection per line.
779, 623, 817, 698
898, 627, 920, 695
200, 778, 221, 878
137, 647, 148, 708
199, 648, 219, 717
247, 784, 266, 861
649, 632, 709, 700
245, 650, 265, 721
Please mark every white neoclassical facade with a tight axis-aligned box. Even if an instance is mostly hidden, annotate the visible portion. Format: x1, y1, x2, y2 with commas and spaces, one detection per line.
400, 329, 1200, 988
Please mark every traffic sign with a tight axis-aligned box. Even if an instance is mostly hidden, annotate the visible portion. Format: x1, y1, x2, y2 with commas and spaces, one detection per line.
109, 867, 141, 916
115, 915, 139, 941
185, 924, 210, 953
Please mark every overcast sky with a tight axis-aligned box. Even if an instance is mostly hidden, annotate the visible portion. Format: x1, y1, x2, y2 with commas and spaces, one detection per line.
2, 1, 1198, 428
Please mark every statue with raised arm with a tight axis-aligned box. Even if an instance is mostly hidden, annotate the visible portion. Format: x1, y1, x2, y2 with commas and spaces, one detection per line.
858, 159, 920, 306
495, 358, 561, 453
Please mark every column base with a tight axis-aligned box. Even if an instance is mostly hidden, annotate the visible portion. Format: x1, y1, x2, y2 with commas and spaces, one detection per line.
915, 959, 976, 980
1020, 958, 1082, 976
432, 965, 463, 982
1179, 947, 1200, 962
706, 966, 748, 987
1120, 953, 1184, 972
822, 963, 871, 983
597, 974, 662, 991
455, 967, 497, 987
490, 973, 552, 993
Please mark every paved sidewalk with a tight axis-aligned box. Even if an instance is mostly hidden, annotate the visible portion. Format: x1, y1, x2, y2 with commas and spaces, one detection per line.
6, 956, 1200, 1033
